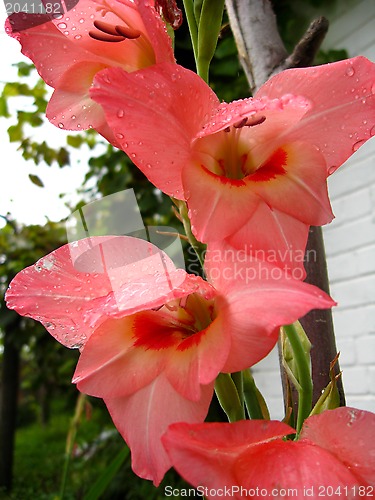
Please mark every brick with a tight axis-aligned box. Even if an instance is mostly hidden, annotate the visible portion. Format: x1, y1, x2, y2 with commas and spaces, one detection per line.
336, 338, 357, 366
369, 367, 375, 394
341, 366, 369, 394
326, 244, 375, 283
328, 187, 372, 228
324, 215, 375, 257
333, 304, 375, 337
330, 274, 375, 308
355, 335, 375, 364
344, 396, 375, 413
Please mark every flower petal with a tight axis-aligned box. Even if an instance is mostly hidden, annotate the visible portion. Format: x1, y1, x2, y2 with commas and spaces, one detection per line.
105, 374, 213, 485
5, 236, 185, 348
163, 420, 293, 496
182, 160, 260, 242
226, 203, 310, 278
91, 63, 219, 198
300, 407, 375, 486
235, 439, 361, 496
256, 56, 375, 173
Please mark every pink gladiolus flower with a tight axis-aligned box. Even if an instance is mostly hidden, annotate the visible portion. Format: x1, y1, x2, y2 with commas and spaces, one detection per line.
163, 407, 375, 499
5, 0, 174, 141
6, 236, 334, 484
91, 57, 375, 269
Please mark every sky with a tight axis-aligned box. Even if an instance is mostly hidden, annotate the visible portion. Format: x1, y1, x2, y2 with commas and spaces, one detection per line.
0, 6, 89, 230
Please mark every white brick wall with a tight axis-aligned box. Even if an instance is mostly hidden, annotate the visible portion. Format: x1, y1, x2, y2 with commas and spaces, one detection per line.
252, 0, 375, 418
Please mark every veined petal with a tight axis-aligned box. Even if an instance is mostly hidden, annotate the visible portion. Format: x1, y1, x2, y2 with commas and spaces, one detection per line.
5, 236, 185, 348
163, 420, 293, 496
256, 56, 375, 172
300, 407, 375, 486
91, 63, 219, 198
105, 374, 213, 485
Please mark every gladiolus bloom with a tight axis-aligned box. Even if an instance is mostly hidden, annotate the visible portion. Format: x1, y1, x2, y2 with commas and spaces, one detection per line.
91, 57, 375, 269
6, 236, 333, 484
5, 0, 174, 141
163, 407, 375, 499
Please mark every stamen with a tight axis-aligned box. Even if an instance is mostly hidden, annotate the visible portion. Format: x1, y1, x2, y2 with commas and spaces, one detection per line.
233, 117, 248, 128
89, 31, 126, 42
94, 19, 120, 35
115, 25, 141, 39
245, 115, 266, 127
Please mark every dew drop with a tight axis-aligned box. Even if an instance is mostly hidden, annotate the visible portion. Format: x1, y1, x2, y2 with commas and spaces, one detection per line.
58, 122, 64, 128
328, 165, 337, 175
352, 139, 366, 152
345, 65, 355, 77
71, 115, 76, 120
74, 34, 82, 40
57, 22, 67, 29
117, 109, 125, 118
146, 163, 152, 169
79, 18, 84, 23
371, 82, 375, 95
116, 133, 124, 139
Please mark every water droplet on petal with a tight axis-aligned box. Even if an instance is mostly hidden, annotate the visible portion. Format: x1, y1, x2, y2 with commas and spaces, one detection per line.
116, 133, 124, 139
57, 22, 67, 29
74, 34, 82, 40
328, 165, 337, 175
117, 109, 125, 118
58, 123, 64, 128
352, 139, 366, 152
345, 65, 355, 77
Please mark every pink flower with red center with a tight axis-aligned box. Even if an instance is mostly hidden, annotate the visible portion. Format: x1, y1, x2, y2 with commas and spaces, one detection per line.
90, 57, 375, 271
6, 235, 333, 484
163, 407, 375, 499
5, 0, 174, 142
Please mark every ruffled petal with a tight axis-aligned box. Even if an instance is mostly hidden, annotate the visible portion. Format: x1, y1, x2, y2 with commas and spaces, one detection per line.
5, 236, 186, 348
256, 56, 375, 173
91, 63, 219, 198
105, 374, 213, 485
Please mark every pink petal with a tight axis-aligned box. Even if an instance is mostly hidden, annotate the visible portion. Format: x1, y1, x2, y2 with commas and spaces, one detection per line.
196, 93, 311, 139
5, 236, 186, 348
105, 374, 213, 485
301, 407, 375, 485
163, 420, 293, 496
256, 57, 375, 173
182, 160, 260, 242
235, 439, 362, 495
248, 142, 333, 225
226, 203, 310, 278
91, 63, 219, 198
204, 252, 335, 371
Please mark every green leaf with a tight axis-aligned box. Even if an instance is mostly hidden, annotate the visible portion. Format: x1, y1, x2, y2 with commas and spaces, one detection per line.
83, 447, 129, 500
28, 174, 44, 188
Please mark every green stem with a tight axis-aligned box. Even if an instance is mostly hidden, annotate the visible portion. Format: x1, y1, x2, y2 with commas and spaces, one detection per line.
283, 323, 313, 435
231, 371, 244, 406
182, 0, 199, 66
215, 373, 245, 422
176, 200, 206, 268
59, 393, 86, 499
243, 369, 265, 420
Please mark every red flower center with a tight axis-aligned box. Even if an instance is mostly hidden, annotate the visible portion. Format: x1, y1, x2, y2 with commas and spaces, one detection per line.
132, 293, 216, 351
